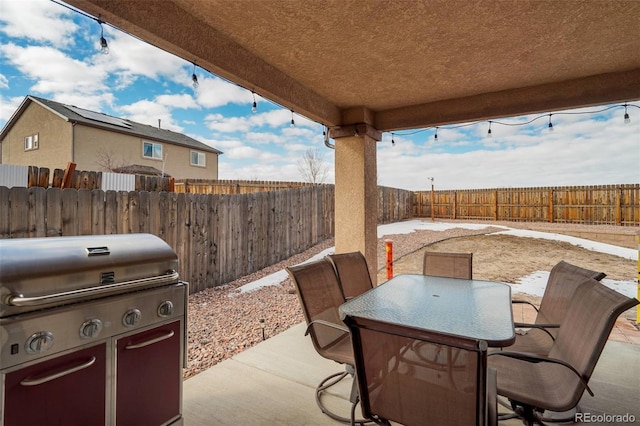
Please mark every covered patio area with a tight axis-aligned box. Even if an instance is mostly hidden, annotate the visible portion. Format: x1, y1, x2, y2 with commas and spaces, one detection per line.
58, 2, 640, 425
182, 322, 639, 425
64, 0, 640, 279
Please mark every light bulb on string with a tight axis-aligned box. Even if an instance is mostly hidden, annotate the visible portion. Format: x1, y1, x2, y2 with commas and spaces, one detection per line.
251, 91, 257, 113
98, 19, 109, 54
290, 110, 295, 128
624, 104, 631, 124
487, 121, 492, 138
391, 133, 396, 146
191, 63, 199, 89
548, 114, 554, 132
434, 127, 438, 141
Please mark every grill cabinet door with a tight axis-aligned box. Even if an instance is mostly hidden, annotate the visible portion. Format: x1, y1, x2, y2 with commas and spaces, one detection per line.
115, 320, 182, 426
2, 344, 106, 426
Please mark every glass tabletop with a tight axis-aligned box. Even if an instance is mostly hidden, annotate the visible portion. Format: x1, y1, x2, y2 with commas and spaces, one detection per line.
339, 274, 516, 347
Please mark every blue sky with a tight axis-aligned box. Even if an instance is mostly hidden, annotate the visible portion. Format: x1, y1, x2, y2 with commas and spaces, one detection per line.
1, 0, 638, 191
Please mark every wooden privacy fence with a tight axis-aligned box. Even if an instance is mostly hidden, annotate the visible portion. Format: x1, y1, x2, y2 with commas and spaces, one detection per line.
0, 185, 335, 293
414, 184, 640, 226
174, 179, 315, 194
379, 186, 414, 223
20, 164, 174, 191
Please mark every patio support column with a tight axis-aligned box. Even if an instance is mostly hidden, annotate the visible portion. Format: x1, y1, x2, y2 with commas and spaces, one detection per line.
332, 123, 381, 284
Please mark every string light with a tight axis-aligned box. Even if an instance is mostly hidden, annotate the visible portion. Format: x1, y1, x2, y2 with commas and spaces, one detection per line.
98, 18, 109, 54
251, 91, 257, 113
50, 0, 640, 148
391, 133, 396, 146
624, 104, 631, 124
191, 63, 199, 89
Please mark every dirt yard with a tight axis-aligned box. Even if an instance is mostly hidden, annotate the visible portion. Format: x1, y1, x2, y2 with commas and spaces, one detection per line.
388, 233, 636, 283
378, 230, 638, 322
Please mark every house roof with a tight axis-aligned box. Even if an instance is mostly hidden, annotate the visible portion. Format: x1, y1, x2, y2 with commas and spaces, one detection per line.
0, 95, 222, 155
64, 0, 640, 132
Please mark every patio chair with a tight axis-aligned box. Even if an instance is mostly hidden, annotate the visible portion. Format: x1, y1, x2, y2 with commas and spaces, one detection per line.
344, 315, 498, 426
327, 251, 374, 300
489, 279, 638, 426
286, 258, 369, 425
509, 260, 606, 355
423, 251, 473, 279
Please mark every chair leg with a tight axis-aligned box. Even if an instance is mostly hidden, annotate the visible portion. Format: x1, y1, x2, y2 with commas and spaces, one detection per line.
315, 368, 372, 425
540, 406, 581, 423
500, 399, 546, 426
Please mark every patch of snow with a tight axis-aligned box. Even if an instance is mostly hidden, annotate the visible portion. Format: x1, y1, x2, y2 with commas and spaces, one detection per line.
377, 220, 503, 238
511, 270, 637, 299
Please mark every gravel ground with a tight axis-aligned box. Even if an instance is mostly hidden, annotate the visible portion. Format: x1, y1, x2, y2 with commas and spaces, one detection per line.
184, 220, 637, 379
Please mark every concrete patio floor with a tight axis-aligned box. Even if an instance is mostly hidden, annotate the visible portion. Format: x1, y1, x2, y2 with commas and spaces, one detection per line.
183, 322, 640, 426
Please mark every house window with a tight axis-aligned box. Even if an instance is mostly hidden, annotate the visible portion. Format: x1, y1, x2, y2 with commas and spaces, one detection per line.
24, 134, 38, 151
190, 151, 206, 167
142, 141, 163, 160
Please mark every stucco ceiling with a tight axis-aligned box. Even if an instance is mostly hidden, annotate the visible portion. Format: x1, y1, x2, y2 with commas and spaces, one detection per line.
65, 0, 640, 133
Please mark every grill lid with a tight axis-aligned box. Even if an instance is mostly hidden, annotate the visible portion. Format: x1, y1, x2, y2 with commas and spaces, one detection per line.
0, 234, 179, 317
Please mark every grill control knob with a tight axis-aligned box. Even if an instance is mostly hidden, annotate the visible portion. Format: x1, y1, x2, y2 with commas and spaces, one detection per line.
122, 309, 142, 327
157, 301, 174, 317
80, 319, 103, 339
26, 331, 54, 354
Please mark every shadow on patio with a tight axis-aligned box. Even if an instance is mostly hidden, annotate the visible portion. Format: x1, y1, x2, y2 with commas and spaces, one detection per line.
183, 322, 639, 426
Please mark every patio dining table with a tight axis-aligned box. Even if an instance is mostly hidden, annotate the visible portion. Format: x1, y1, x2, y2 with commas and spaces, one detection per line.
339, 274, 516, 347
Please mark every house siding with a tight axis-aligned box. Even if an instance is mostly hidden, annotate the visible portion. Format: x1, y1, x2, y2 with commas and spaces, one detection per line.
1, 102, 72, 170
1, 100, 219, 180
73, 125, 217, 178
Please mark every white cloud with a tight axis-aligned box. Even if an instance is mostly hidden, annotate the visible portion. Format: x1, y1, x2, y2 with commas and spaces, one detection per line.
377, 116, 640, 190
94, 30, 187, 84
117, 99, 184, 132
194, 76, 252, 108
0, 94, 23, 125
0, 0, 78, 48
0, 43, 108, 97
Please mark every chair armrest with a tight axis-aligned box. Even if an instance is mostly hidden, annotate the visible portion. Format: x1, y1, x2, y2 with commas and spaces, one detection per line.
511, 300, 540, 313
488, 351, 593, 397
305, 319, 349, 336
513, 323, 559, 341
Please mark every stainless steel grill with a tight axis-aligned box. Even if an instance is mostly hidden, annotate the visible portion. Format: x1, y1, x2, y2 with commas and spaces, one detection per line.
0, 234, 187, 426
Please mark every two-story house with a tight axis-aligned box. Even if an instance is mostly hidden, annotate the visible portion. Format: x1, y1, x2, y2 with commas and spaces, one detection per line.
0, 95, 222, 179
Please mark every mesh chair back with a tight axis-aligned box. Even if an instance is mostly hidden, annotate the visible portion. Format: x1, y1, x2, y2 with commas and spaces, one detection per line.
535, 261, 606, 331
548, 280, 638, 406
491, 279, 638, 414
327, 252, 374, 299
423, 251, 473, 279
346, 316, 492, 426
287, 259, 352, 363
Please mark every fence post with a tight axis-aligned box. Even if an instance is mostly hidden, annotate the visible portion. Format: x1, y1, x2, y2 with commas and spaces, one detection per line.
548, 189, 554, 223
